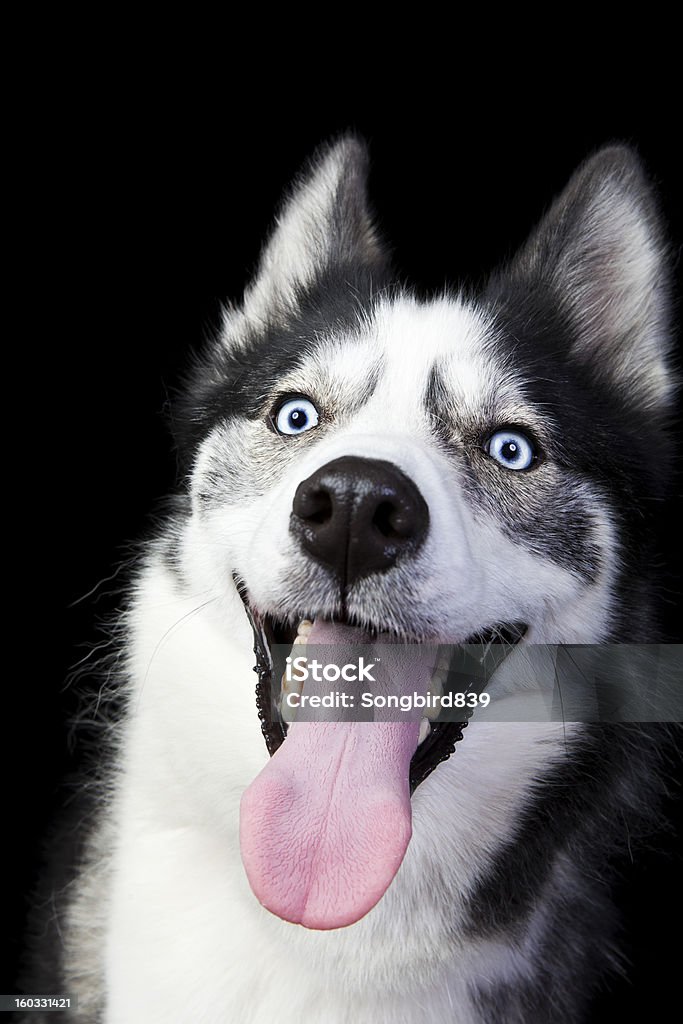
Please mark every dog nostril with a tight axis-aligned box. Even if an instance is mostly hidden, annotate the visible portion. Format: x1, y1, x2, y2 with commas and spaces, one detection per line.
295, 487, 333, 525
308, 490, 332, 524
373, 501, 420, 540
372, 501, 404, 539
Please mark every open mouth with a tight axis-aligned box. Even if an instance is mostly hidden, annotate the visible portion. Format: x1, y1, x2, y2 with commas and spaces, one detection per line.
237, 586, 526, 790
235, 576, 527, 930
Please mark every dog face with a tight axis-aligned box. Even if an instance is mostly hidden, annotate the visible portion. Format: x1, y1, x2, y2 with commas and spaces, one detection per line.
177, 138, 672, 650
138, 139, 675, 938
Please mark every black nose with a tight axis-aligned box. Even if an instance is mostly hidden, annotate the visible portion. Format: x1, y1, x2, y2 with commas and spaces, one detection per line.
290, 456, 429, 586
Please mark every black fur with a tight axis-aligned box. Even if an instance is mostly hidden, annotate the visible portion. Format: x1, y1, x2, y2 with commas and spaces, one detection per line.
173, 264, 393, 467
463, 724, 673, 937
489, 312, 671, 628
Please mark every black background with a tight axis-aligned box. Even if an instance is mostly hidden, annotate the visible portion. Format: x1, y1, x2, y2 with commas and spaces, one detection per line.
5, 91, 681, 1022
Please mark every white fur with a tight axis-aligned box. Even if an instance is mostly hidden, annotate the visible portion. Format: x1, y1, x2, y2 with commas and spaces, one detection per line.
190, 296, 616, 644
520, 150, 673, 411
234, 138, 382, 334
57, 142, 670, 1023
62, 295, 618, 1022
95, 560, 580, 1024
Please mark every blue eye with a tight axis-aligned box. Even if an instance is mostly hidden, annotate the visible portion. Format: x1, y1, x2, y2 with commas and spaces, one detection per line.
486, 429, 536, 471
274, 397, 320, 436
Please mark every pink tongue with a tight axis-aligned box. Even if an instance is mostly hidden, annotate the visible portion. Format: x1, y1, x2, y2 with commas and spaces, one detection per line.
239, 620, 432, 930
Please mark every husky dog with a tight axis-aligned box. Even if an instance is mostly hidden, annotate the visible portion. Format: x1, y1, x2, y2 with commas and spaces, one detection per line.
27, 138, 675, 1022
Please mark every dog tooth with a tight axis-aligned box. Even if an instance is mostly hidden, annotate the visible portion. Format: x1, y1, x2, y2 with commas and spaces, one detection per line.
425, 702, 441, 721
280, 696, 298, 725
428, 667, 446, 705
418, 718, 431, 745
429, 670, 445, 694
297, 619, 313, 636
280, 666, 304, 724
281, 652, 307, 694
426, 670, 443, 721
292, 634, 308, 647
290, 657, 308, 683
281, 672, 305, 694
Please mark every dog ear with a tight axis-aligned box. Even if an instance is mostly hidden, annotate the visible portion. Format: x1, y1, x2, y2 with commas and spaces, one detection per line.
228, 135, 388, 336
492, 145, 674, 412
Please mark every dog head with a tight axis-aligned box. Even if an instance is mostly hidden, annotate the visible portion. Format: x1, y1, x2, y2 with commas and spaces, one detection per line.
172, 138, 673, 929
177, 136, 672, 647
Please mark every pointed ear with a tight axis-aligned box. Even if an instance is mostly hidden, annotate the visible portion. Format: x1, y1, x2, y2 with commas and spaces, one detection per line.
237, 135, 388, 329
493, 145, 674, 411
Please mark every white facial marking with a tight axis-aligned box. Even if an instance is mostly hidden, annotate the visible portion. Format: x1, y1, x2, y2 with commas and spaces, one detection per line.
188, 293, 616, 645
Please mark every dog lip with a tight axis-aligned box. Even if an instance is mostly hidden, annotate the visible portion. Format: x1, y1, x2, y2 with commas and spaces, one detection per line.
233, 574, 527, 792
232, 574, 287, 759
